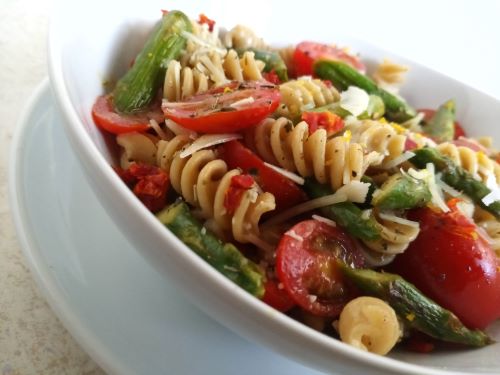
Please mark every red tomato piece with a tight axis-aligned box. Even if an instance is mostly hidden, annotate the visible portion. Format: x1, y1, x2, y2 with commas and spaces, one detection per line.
293, 41, 366, 77
390, 205, 500, 329
162, 81, 281, 133
116, 163, 169, 212
92, 95, 164, 134
276, 220, 365, 317
404, 137, 418, 151
301, 111, 344, 134
262, 279, 296, 312
262, 70, 281, 85
223, 174, 255, 215
419, 108, 467, 141
198, 13, 215, 32
218, 141, 307, 211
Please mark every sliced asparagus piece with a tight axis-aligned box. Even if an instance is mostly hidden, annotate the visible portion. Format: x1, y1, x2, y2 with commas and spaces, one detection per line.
423, 99, 456, 142
372, 171, 431, 210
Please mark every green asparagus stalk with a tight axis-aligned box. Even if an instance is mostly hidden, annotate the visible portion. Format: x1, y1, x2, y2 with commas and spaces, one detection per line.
304, 179, 380, 241
157, 201, 265, 297
372, 171, 431, 210
341, 266, 492, 347
237, 48, 288, 82
113, 10, 192, 113
423, 99, 456, 142
358, 95, 386, 120
314, 60, 416, 123
411, 148, 500, 218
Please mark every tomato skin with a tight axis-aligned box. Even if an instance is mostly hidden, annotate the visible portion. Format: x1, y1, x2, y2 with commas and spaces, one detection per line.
162, 82, 281, 133
419, 108, 466, 141
293, 41, 366, 77
218, 141, 307, 211
390, 206, 500, 329
223, 174, 255, 215
276, 220, 365, 317
92, 95, 164, 134
301, 111, 344, 134
262, 279, 296, 312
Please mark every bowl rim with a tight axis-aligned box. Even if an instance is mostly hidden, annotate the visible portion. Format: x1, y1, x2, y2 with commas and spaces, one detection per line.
46, 6, 492, 375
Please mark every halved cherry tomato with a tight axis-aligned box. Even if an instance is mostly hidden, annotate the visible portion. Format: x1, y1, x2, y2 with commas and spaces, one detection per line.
224, 174, 255, 215
419, 108, 466, 140
389, 204, 500, 329
262, 279, 296, 312
293, 41, 366, 77
92, 95, 164, 134
301, 111, 344, 134
262, 70, 281, 85
276, 220, 365, 317
162, 81, 281, 133
218, 141, 307, 211
116, 163, 169, 212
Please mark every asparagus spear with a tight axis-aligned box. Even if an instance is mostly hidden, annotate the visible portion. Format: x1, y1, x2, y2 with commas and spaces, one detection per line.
304, 179, 380, 241
372, 171, 431, 210
314, 60, 416, 123
341, 266, 492, 347
113, 10, 192, 113
157, 201, 265, 297
237, 48, 288, 82
423, 99, 456, 142
411, 148, 500, 218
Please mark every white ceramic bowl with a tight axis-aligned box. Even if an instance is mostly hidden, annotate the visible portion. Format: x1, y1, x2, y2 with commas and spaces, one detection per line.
48, 1, 500, 374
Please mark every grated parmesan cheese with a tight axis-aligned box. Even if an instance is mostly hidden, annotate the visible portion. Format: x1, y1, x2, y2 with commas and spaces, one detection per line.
381, 151, 415, 169
179, 133, 242, 158
426, 163, 450, 212
230, 96, 255, 108
378, 212, 420, 228
339, 86, 369, 116
181, 30, 227, 55
263, 162, 305, 185
285, 230, 303, 242
312, 214, 336, 227
165, 119, 198, 139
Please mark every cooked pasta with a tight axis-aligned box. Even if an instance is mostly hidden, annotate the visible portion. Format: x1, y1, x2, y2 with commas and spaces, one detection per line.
223, 49, 264, 81
346, 120, 407, 167
164, 60, 211, 101
276, 45, 296, 78
277, 78, 340, 118
223, 24, 267, 50
478, 220, 500, 253
373, 59, 408, 87
247, 117, 384, 191
363, 211, 420, 254
156, 135, 276, 246
117, 132, 157, 168
437, 142, 500, 184
338, 296, 401, 355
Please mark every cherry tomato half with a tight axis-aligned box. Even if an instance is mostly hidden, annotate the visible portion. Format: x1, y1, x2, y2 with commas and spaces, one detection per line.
293, 41, 366, 77
276, 220, 365, 317
419, 108, 467, 140
92, 95, 164, 134
162, 81, 281, 133
390, 206, 500, 329
218, 141, 307, 211
262, 279, 296, 312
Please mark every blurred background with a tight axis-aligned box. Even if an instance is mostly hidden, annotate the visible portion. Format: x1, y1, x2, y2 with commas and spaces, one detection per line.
0, 0, 498, 374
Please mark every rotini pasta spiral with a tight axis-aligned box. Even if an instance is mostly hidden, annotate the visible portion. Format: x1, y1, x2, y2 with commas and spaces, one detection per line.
222, 24, 267, 50
363, 211, 420, 254
437, 142, 500, 184
346, 120, 406, 167
164, 60, 211, 101
477, 220, 500, 254
338, 296, 401, 355
247, 117, 384, 191
277, 78, 340, 118
372, 59, 408, 86
156, 135, 276, 246
276, 45, 296, 78
117, 132, 157, 168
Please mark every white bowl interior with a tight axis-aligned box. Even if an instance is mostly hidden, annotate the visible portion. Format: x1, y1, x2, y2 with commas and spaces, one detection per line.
49, 1, 500, 374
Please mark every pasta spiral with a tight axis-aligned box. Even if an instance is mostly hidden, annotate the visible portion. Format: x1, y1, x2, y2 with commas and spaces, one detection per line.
164, 60, 211, 101
156, 135, 276, 246
277, 78, 340, 118
437, 142, 500, 184
223, 24, 267, 50
276, 45, 296, 78
363, 211, 420, 254
346, 120, 406, 167
338, 296, 401, 355
117, 132, 157, 168
373, 59, 408, 86
477, 220, 500, 254
247, 118, 383, 191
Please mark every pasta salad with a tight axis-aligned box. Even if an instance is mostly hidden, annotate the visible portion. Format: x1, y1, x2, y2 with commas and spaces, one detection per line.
91, 9, 500, 355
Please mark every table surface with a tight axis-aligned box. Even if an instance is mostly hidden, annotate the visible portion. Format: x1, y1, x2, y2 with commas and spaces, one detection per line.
1, 1, 499, 374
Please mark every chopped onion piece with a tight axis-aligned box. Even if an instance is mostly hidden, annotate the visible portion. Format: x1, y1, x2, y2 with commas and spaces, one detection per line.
263, 162, 305, 185
179, 133, 242, 158
381, 151, 415, 169
340, 86, 369, 116
378, 212, 420, 228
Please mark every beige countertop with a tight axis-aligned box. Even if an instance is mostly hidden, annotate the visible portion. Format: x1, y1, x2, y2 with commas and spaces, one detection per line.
0, 0, 103, 373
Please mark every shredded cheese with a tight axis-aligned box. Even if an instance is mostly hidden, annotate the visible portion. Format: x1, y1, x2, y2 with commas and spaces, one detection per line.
378, 212, 420, 228
263, 162, 305, 185
339, 86, 370, 116
381, 151, 415, 169
179, 133, 242, 158
181, 30, 227, 55
426, 163, 450, 212
229, 96, 255, 108
312, 214, 337, 227
165, 119, 198, 139
435, 173, 461, 197
285, 230, 304, 242
148, 119, 169, 140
